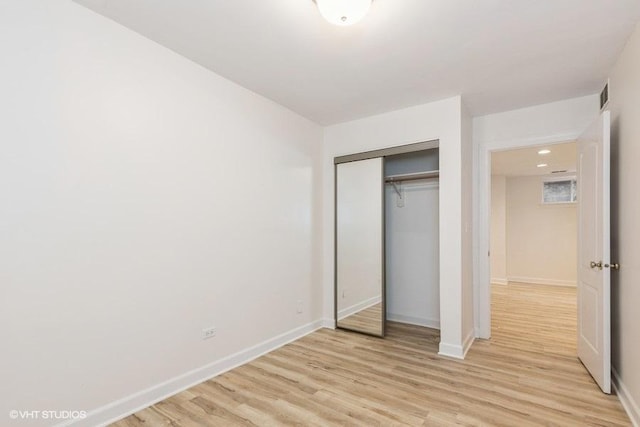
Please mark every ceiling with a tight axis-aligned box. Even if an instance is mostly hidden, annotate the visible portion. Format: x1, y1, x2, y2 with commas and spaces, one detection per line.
492, 142, 576, 177
74, 0, 640, 125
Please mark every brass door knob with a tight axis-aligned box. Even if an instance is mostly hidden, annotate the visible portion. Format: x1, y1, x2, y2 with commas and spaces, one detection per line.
605, 263, 620, 270
590, 261, 603, 270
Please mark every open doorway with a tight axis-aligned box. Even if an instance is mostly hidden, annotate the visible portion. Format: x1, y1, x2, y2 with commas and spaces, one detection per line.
489, 141, 578, 356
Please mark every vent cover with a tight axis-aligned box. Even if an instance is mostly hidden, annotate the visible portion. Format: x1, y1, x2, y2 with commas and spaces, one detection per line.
600, 81, 609, 110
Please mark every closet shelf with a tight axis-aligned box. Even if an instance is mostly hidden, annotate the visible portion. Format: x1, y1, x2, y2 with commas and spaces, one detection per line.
385, 170, 439, 183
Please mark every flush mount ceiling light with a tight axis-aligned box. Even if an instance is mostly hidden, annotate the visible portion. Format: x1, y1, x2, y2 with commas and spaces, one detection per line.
538, 149, 551, 155
315, 0, 372, 26
537, 163, 548, 168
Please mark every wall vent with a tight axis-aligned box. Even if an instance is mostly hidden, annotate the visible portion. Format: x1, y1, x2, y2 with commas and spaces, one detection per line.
600, 80, 609, 111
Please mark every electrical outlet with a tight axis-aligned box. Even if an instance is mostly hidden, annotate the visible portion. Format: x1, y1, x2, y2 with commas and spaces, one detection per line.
297, 300, 303, 314
202, 327, 216, 340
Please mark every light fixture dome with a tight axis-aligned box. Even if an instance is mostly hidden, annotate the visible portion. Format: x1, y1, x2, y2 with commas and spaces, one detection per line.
316, 0, 372, 26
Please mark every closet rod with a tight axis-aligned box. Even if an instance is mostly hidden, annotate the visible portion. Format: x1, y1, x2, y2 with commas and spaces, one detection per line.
385, 171, 439, 183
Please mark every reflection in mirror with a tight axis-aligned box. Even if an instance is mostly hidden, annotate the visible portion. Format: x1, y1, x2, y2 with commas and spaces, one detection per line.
335, 157, 384, 336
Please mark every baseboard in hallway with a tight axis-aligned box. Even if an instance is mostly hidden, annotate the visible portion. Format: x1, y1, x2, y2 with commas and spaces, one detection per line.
507, 276, 576, 287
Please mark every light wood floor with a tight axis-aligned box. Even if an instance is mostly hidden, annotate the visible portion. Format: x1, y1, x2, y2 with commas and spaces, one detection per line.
337, 302, 383, 336
112, 283, 630, 426
491, 282, 577, 357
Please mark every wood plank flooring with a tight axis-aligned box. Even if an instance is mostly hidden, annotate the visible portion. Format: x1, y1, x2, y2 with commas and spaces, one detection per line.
491, 282, 577, 356
112, 283, 630, 426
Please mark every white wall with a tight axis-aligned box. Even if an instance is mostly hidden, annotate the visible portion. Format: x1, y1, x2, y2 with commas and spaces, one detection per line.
323, 96, 470, 358
0, 1, 323, 426
505, 176, 577, 286
385, 182, 440, 329
608, 21, 640, 426
490, 175, 507, 284
473, 95, 600, 337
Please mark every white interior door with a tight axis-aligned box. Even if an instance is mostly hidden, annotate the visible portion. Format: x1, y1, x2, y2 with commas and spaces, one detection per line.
577, 110, 611, 394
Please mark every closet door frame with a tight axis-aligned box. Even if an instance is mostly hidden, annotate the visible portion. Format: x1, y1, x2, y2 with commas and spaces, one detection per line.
334, 139, 439, 337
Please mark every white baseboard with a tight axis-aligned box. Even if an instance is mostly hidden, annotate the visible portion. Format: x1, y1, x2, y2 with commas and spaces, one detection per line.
462, 328, 475, 358
438, 342, 464, 359
322, 318, 336, 329
337, 295, 381, 320
491, 277, 508, 285
612, 367, 640, 427
438, 329, 475, 360
475, 326, 490, 340
507, 276, 576, 287
59, 319, 324, 427
387, 313, 440, 330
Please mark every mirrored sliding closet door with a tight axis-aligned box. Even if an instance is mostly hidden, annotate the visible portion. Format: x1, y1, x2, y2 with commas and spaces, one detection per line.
335, 157, 385, 337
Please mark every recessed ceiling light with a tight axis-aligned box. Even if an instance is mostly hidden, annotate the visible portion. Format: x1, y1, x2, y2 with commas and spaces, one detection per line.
315, 0, 372, 26
538, 149, 551, 155
537, 163, 548, 168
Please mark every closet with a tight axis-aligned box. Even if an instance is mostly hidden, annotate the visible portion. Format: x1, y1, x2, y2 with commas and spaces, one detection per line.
335, 141, 440, 337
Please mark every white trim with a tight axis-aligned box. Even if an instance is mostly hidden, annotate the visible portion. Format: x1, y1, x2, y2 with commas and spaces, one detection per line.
438, 342, 465, 359
507, 276, 576, 287
474, 133, 582, 339
491, 277, 508, 285
387, 313, 440, 329
472, 124, 481, 340
478, 132, 580, 150
462, 328, 475, 358
57, 319, 324, 427
322, 318, 336, 329
612, 368, 640, 427
337, 295, 382, 320
438, 328, 475, 360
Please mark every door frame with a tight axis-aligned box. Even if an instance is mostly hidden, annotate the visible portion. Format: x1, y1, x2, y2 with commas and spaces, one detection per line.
474, 133, 582, 338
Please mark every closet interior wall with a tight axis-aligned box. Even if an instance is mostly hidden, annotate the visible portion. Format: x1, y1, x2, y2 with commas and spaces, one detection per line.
385, 149, 441, 329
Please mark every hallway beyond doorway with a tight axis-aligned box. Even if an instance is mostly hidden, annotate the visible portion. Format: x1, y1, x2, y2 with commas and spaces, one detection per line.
491, 282, 576, 356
